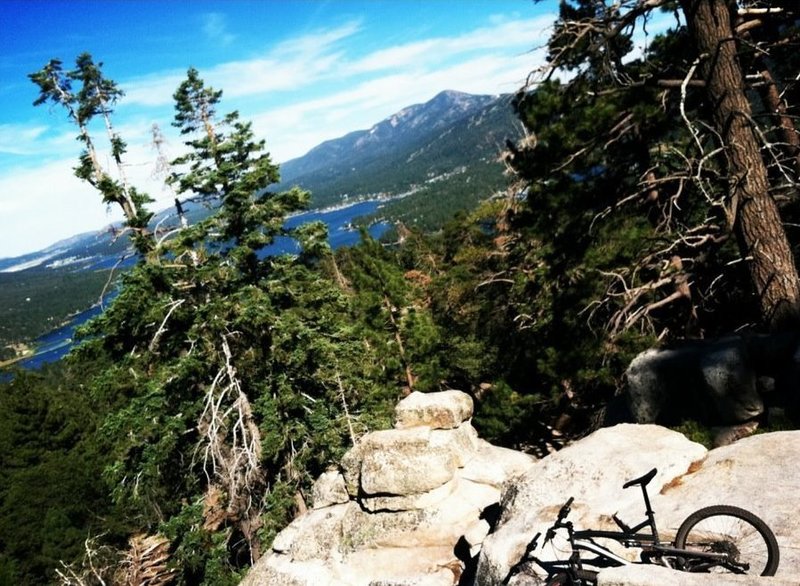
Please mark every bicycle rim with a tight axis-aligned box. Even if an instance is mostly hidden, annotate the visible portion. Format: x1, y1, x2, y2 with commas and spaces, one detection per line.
674, 505, 779, 576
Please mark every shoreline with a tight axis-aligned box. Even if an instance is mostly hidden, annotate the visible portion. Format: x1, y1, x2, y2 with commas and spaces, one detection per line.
0, 343, 34, 369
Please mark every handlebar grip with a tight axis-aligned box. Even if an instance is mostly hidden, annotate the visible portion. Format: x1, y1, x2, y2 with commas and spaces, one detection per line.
557, 496, 575, 520
524, 532, 542, 555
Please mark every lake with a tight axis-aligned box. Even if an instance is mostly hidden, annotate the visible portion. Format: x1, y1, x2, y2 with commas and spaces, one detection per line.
3, 200, 389, 376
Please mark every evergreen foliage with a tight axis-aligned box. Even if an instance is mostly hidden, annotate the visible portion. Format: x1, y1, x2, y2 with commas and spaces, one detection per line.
29, 54, 154, 255
509, 0, 800, 335
484, 0, 800, 427
0, 361, 118, 584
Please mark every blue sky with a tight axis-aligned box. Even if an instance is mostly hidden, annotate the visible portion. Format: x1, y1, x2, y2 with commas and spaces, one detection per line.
0, 0, 559, 258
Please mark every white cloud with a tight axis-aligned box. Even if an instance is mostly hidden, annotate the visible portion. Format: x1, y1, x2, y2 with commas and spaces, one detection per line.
120, 16, 549, 110
123, 21, 361, 108
0, 129, 186, 258
0, 120, 113, 166
0, 160, 124, 257
201, 12, 236, 47
122, 71, 187, 107
210, 51, 344, 99
272, 20, 362, 57
347, 16, 552, 74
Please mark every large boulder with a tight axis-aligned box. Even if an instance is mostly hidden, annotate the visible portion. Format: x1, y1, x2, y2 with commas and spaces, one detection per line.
476, 426, 800, 585
395, 390, 474, 430
341, 422, 480, 498
626, 339, 762, 425
597, 565, 798, 586
625, 333, 800, 426
476, 424, 706, 585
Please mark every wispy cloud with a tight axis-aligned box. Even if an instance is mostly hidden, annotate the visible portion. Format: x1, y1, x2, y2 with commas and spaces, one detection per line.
271, 19, 361, 57
347, 16, 552, 75
0, 124, 48, 156
124, 21, 361, 107
121, 17, 548, 109
0, 123, 81, 169
122, 71, 189, 107
201, 12, 236, 47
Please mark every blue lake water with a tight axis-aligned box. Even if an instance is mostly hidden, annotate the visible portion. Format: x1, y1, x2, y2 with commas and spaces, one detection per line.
3, 200, 389, 377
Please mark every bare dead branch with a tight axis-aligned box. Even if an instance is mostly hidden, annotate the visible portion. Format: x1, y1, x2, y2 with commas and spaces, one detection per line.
148, 298, 185, 353
197, 334, 263, 505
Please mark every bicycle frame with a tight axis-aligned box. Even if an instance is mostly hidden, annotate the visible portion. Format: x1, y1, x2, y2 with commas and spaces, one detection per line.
512, 468, 751, 583
565, 523, 741, 573
559, 519, 672, 572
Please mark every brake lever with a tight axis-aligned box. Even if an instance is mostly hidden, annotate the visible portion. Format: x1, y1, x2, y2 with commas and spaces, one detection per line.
544, 527, 557, 544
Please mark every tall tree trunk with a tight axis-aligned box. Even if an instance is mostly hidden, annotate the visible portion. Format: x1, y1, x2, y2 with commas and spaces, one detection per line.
680, 0, 800, 330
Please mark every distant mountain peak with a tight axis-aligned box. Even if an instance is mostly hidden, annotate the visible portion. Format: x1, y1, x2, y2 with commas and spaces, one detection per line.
430, 89, 473, 102
2, 90, 520, 266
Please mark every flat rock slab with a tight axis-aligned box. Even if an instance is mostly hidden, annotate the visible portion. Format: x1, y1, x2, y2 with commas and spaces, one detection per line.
598, 564, 798, 585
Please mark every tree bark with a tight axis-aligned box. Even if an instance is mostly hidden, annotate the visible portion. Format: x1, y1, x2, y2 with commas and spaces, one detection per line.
680, 0, 800, 330
758, 68, 800, 179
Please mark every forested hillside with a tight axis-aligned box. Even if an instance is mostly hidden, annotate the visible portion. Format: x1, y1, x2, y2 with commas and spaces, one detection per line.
0, 268, 110, 359
2, 1, 799, 584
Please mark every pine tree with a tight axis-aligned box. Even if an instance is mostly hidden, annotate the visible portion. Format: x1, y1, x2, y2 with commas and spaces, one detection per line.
53, 67, 401, 583
29, 54, 154, 255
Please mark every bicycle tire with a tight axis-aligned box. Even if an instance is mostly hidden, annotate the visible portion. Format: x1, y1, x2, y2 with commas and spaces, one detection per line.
545, 569, 598, 586
674, 505, 779, 576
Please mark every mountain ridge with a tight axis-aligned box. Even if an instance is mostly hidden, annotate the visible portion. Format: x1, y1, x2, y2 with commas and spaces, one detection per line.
279, 90, 498, 180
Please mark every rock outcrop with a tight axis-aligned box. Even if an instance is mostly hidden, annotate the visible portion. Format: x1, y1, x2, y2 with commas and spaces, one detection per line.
241, 392, 800, 586
241, 390, 535, 586
597, 565, 797, 586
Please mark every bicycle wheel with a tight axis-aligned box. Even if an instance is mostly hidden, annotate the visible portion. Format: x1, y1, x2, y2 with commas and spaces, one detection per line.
545, 569, 598, 585
674, 505, 779, 576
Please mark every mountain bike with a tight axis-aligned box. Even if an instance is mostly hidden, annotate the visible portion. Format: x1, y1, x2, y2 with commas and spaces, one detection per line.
506, 467, 779, 585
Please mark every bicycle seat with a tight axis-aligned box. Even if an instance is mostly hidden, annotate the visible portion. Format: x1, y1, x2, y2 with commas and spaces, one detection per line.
622, 468, 657, 489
